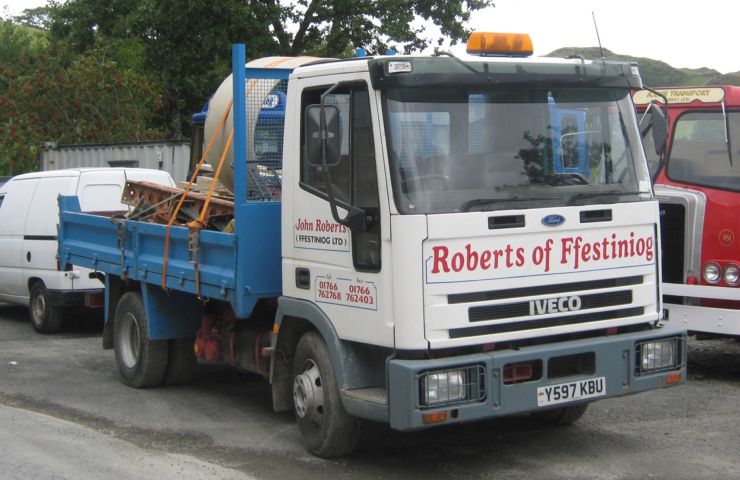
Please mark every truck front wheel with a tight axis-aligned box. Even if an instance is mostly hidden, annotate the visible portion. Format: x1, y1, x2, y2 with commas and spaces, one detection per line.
532, 403, 589, 425
292, 331, 360, 458
113, 292, 168, 388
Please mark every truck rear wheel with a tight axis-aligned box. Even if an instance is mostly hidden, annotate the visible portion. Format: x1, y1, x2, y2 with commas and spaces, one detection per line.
113, 292, 168, 388
532, 403, 589, 425
29, 281, 63, 334
292, 331, 360, 458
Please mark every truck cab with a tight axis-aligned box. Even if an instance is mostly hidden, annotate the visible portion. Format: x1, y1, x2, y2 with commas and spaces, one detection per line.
275, 34, 685, 443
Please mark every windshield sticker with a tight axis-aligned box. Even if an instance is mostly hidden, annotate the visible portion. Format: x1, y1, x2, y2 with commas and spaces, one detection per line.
315, 275, 377, 310
294, 217, 350, 252
425, 227, 655, 284
388, 61, 412, 74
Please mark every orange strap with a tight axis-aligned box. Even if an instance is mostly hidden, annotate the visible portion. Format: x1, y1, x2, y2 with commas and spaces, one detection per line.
162, 57, 299, 293
188, 129, 234, 298
161, 100, 233, 290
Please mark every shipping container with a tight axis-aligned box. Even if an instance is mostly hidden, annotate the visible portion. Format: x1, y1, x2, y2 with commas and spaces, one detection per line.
39, 141, 190, 181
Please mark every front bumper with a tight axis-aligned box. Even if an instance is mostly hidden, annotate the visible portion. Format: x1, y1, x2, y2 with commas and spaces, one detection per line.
388, 326, 686, 430
663, 283, 740, 336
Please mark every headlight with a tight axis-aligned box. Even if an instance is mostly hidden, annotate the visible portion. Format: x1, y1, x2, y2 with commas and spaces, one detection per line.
723, 264, 739, 286
638, 338, 678, 374
421, 369, 467, 406
702, 262, 722, 284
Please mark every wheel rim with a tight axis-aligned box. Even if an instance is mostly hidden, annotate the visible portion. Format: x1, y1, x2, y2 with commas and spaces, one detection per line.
119, 312, 140, 369
31, 291, 45, 324
293, 359, 325, 431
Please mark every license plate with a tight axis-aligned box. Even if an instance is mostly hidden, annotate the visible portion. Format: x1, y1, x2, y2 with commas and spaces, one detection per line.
537, 377, 606, 407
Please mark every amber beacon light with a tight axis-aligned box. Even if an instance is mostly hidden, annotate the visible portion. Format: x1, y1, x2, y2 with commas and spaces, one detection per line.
466, 32, 534, 56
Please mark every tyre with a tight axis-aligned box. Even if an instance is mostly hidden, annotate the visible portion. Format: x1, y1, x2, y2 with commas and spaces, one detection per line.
113, 292, 168, 388
29, 281, 63, 334
532, 403, 589, 425
162, 337, 197, 386
292, 331, 361, 458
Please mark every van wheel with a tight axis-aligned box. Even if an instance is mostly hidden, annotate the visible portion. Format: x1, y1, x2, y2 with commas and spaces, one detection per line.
292, 331, 360, 458
161, 337, 197, 385
532, 403, 589, 425
29, 282, 63, 334
113, 292, 168, 388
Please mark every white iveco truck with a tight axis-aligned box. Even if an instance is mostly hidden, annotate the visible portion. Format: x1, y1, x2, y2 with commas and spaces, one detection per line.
58, 33, 687, 457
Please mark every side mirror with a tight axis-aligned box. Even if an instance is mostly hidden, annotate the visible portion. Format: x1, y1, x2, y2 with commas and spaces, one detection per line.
304, 104, 341, 167
639, 102, 668, 156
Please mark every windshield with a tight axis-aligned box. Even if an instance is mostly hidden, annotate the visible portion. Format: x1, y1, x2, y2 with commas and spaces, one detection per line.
383, 86, 650, 213
667, 111, 740, 192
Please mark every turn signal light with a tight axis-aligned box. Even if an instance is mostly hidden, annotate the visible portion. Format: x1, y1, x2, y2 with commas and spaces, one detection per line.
664, 372, 682, 385
466, 32, 533, 57
422, 411, 448, 424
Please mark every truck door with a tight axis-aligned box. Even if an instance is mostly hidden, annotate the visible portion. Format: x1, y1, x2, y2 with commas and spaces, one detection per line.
286, 78, 393, 348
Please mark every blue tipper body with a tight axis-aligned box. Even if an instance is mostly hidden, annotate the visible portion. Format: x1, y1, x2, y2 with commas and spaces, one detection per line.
57, 45, 289, 329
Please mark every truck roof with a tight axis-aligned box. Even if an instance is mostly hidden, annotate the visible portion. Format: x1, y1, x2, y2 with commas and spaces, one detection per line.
291, 54, 643, 89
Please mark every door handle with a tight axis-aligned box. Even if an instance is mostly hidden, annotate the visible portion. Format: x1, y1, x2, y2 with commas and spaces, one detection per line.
295, 268, 310, 290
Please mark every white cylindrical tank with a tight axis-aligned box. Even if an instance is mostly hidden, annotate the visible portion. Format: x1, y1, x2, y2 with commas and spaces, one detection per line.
203, 56, 322, 195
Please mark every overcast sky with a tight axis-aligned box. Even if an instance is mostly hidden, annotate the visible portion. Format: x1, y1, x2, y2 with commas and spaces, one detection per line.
5, 0, 739, 74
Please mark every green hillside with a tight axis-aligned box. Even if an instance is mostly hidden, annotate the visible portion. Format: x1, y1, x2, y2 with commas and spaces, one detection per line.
545, 47, 740, 87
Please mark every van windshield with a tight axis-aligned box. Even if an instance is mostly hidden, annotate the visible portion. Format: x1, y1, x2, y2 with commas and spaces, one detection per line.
383, 86, 650, 214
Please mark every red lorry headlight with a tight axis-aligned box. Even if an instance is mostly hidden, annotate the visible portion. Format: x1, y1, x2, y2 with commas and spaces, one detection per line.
723, 264, 739, 286
702, 262, 722, 284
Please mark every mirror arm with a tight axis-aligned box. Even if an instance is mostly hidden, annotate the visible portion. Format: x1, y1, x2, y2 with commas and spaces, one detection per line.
641, 87, 669, 125
319, 83, 368, 233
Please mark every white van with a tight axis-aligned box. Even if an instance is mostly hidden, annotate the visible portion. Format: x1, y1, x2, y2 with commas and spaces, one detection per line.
0, 168, 175, 332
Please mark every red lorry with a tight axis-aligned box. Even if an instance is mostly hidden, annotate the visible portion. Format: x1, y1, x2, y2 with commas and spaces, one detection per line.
634, 86, 740, 336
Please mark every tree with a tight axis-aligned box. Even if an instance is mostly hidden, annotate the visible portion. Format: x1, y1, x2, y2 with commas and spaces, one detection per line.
268, 0, 494, 57
47, 0, 494, 138
0, 44, 162, 174
48, 0, 275, 139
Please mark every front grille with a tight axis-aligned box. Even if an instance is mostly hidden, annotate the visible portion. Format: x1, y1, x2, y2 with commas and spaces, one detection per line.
449, 307, 645, 338
469, 290, 632, 322
659, 202, 686, 303
448, 276, 643, 304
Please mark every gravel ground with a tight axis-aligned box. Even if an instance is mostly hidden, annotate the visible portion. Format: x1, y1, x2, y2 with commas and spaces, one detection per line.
1, 303, 739, 479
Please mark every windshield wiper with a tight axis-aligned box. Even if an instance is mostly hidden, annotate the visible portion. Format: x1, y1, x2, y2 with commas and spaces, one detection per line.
461, 196, 560, 212
566, 190, 643, 206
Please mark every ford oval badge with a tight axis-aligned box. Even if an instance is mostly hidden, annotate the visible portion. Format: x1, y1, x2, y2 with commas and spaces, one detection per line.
542, 214, 565, 227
